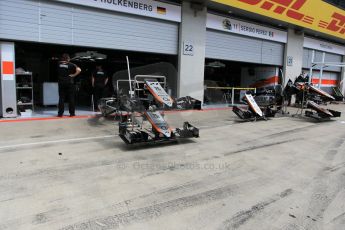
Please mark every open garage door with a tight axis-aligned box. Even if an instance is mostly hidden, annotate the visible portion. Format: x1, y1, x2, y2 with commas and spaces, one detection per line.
0, 0, 179, 55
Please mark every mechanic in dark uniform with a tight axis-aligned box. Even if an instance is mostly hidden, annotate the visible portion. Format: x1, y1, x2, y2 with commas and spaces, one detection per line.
92, 64, 108, 111
57, 53, 81, 117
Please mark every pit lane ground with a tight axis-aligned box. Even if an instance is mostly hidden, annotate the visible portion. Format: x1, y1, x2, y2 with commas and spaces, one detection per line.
0, 104, 345, 230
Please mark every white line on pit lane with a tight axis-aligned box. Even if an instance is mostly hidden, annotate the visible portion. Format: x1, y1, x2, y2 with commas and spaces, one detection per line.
0, 135, 117, 150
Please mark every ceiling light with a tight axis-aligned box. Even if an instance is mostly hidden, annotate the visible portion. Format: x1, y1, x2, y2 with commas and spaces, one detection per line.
206, 61, 226, 68
72, 51, 107, 61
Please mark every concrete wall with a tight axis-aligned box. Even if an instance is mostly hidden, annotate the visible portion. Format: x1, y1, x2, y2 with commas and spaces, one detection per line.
283, 28, 304, 86
0, 42, 17, 118
177, 2, 207, 102
341, 55, 345, 96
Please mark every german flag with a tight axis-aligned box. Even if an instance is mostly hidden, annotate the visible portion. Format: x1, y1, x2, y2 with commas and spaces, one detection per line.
157, 6, 166, 15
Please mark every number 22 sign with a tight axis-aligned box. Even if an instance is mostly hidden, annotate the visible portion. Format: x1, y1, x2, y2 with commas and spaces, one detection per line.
183, 41, 194, 56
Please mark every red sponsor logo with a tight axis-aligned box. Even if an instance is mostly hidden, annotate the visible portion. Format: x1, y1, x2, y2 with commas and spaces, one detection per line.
238, 0, 314, 24
318, 12, 345, 35
238, 0, 344, 36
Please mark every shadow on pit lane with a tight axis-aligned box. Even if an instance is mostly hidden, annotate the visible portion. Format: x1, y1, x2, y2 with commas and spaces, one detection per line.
290, 115, 338, 124
115, 138, 197, 151
232, 118, 272, 123
86, 115, 117, 127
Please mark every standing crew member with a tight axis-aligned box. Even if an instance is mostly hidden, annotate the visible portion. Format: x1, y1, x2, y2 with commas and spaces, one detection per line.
92, 64, 108, 111
57, 53, 81, 117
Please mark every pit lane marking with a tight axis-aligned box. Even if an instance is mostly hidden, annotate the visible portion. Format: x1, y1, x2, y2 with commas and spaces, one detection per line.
0, 135, 116, 150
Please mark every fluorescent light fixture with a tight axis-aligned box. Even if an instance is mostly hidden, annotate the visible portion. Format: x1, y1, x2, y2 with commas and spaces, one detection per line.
206, 61, 226, 68
73, 51, 107, 61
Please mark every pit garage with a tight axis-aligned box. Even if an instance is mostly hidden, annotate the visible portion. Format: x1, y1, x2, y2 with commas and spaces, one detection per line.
203, 13, 286, 104
302, 37, 344, 94
0, 0, 180, 115
14, 42, 178, 112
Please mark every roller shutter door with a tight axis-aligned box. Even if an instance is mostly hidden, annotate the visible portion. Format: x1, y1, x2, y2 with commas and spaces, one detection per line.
302, 48, 342, 92
0, 0, 179, 55
0, 0, 39, 42
205, 29, 284, 66
302, 48, 342, 72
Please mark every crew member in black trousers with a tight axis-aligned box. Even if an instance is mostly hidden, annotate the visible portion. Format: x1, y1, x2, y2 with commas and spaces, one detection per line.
57, 53, 81, 117
92, 64, 108, 111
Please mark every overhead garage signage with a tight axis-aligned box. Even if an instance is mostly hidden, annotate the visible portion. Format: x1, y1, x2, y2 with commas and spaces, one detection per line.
211, 0, 345, 40
53, 0, 181, 22
207, 13, 287, 43
304, 37, 345, 55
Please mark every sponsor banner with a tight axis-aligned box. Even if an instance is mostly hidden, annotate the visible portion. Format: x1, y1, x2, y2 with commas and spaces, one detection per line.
207, 13, 287, 43
212, 0, 345, 40
304, 37, 345, 55
53, 0, 181, 22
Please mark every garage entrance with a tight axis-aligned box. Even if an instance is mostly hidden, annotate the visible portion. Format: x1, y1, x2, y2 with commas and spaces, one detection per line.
204, 14, 286, 105
15, 41, 177, 115
302, 47, 343, 94
204, 58, 281, 104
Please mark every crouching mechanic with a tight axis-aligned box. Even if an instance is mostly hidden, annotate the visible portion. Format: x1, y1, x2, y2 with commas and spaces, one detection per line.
57, 53, 81, 117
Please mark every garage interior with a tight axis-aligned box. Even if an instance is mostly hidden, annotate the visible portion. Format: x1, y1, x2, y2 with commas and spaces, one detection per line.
14, 41, 178, 114
204, 58, 282, 104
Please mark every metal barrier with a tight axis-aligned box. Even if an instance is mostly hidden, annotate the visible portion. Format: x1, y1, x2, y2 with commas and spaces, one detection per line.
205, 87, 256, 105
